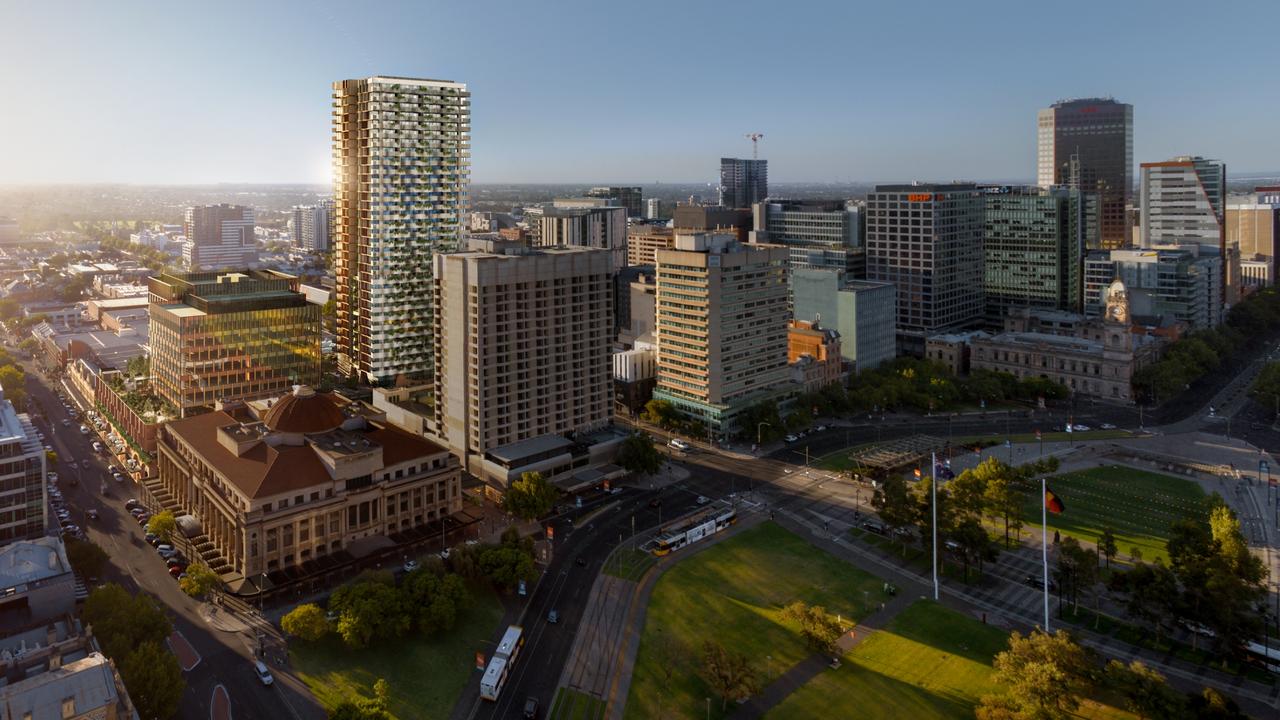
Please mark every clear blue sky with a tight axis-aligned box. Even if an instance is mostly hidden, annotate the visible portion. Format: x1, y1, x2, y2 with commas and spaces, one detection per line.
2, 0, 1277, 185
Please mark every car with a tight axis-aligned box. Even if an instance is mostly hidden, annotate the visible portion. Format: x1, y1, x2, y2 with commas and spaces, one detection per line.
1100, 423, 1116, 430
61, 419, 70, 427
79, 426, 89, 435
159, 548, 179, 559
696, 496, 710, 505
861, 521, 886, 536
403, 559, 419, 573
144, 532, 158, 543
136, 514, 151, 525
438, 548, 451, 560
168, 565, 186, 577
1023, 574, 1057, 592
648, 497, 662, 508
666, 438, 690, 452
784, 434, 799, 443
156, 543, 174, 553
125, 498, 140, 509
167, 559, 188, 571
91, 441, 102, 452
816, 425, 828, 432
547, 609, 558, 624
47, 472, 57, 482
85, 509, 99, 520
575, 557, 587, 567
523, 697, 539, 719
1071, 424, 1090, 432
254, 661, 274, 686
609, 487, 623, 495
129, 507, 146, 517
67, 461, 77, 470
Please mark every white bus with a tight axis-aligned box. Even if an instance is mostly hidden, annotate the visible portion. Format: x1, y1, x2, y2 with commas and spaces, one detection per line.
479, 625, 524, 701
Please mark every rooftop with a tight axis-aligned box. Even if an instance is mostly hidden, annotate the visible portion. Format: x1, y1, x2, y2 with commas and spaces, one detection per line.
0, 652, 120, 720
486, 434, 575, 465
0, 539, 72, 591
979, 331, 1103, 354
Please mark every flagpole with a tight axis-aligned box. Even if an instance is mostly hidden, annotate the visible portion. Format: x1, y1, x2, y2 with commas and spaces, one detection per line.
1042, 475, 1050, 632
932, 452, 939, 601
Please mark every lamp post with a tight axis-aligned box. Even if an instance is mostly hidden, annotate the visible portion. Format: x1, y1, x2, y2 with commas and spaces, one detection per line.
757, 422, 770, 449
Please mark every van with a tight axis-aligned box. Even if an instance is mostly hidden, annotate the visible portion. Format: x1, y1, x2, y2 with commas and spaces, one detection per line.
667, 438, 690, 452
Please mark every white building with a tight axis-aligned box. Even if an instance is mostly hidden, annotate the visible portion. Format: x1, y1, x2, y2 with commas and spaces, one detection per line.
1140, 157, 1226, 251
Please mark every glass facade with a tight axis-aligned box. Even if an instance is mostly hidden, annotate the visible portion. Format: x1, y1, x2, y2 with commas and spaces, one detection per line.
983, 187, 1091, 321
1037, 98, 1133, 250
149, 271, 321, 415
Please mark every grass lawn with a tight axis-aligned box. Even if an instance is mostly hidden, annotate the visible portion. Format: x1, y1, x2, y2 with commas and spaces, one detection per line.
1021, 465, 1208, 565
550, 687, 607, 720
625, 521, 890, 720
291, 583, 505, 720
767, 601, 1134, 720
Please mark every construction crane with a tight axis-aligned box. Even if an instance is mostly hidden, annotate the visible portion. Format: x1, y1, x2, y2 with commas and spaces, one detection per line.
744, 132, 764, 159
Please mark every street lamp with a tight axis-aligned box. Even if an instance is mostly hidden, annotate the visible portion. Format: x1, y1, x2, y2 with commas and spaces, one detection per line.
757, 422, 771, 449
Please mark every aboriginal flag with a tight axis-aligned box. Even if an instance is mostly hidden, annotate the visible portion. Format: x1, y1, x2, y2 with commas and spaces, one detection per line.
1044, 487, 1065, 514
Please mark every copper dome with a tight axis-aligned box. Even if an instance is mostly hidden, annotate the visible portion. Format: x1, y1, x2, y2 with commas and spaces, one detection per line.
261, 386, 345, 434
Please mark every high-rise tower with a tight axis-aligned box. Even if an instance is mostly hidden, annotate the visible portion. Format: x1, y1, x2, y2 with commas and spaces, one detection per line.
1037, 98, 1133, 250
332, 76, 470, 383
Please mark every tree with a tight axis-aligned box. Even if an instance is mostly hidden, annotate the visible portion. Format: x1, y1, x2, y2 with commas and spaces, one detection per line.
1098, 527, 1118, 569
0, 298, 18, 320
983, 472, 1024, 548
120, 640, 185, 720
478, 545, 537, 593
951, 517, 997, 582
1184, 687, 1247, 720
699, 639, 760, 711
329, 580, 410, 649
146, 510, 177, 542
502, 471, 559, 520
781, 601, 844, 655
402, 569, 470, 636
1104, 660, 1185, 720
0, 365, 24, 408
640, 398, 679, 429
83, 584, 172, 662
64, 537, 109, 579
44, 449, 57, 466
871, 474, 916, 554
1111, 561, 1178, 643
617, 433, 662, 477
178, 563, 221, 599
990, 629, 1094, 720
281, 603, 332, 642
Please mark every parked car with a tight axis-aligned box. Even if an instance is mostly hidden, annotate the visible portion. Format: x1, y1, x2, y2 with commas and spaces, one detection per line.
61, 419, 70, 427
523, 697, 539, 719
1100, 423, 1116, 430
696, 496, 710, 505
79, 425, 89, 435
547, 609, 558, 624
144, 532, 159, 544
125, 498, 141, 510
85, 510, 99, 520
666, 438, 690, 452
159, 548, 179, 560
784, 434, 799, 443
1071, 424, 1090, 432
168, 565, 185, 578
861, 521, 886, 536
1023, 574, 1057, 592
254, 661, 274, 686
91, 441, 103, 452
815, 425, 828, 432
403, 559, 419, 573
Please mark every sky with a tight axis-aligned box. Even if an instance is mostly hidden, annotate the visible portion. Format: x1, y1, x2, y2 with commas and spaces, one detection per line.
1, 0, 1277, 185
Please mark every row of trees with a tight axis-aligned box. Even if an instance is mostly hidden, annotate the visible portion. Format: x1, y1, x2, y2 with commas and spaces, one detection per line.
83, 584, 185, 720
1135, 286, 1280, 404
282, 527, 538, 649
978, 628, 1246, 720
1106, 502, 1267, 662
871, 456, 1061, 581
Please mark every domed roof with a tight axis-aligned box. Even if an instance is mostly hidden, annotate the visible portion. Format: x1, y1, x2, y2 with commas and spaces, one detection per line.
261, 385, 345, 434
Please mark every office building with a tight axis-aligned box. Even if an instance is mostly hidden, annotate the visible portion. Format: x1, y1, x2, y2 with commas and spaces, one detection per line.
626, 226, 674, 267
983, 186, 1093, 321
645, 198, 663, 220
0, 537, 75, 625
672, 204, 752, 241
866, 183, 985, 355
184, 204, 258, 270
1037, 98, 1133, 250
1227, 199, 1280, 287
535, 202, 627, 271
613, 348, 657, 417
155, 385, 461, 582
1140, 157, 1225, 251
790, 268, 895, 372
0, 383, 45, 543
333, 76, 470, 383
751, 200, 865, 275
651, 232, 791, 438
148, 270, 321, 417
1084, 248, 1221, 330
291, 201, 333, 252
719, 158, 768, 208
585, 186, 642, 218
432, 241, 620, 489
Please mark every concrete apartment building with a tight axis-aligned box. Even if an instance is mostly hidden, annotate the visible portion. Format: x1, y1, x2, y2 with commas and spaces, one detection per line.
626, 226, 675, 267
751, 200, 866, 276
534, 201, 627, 271
866, 183, 985, 356
432, 240, 620, 490
1037, 97, 1133, 250
148, 270, 321, 417
184, 203, 259, 270
0, 384, 46, 544
790, 268, 896, 371
291, 201, 333, 252
155, 385, 461, 585
333, 76, 470, 383
651, 232, 791, 438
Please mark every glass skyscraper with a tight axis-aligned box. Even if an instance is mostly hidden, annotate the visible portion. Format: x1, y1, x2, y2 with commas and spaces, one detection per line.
1037, 98, 1133, 250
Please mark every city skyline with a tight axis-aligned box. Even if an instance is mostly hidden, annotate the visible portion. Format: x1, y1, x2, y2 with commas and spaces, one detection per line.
2, 0, 1278, 185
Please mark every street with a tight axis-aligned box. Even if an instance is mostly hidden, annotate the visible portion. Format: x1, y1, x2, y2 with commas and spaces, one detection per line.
21, 360, 322, 720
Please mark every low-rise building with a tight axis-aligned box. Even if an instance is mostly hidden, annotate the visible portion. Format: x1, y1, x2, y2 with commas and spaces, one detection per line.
0, 538, 75, 627
925, 331, 990, 376
0, 617, 137, 720
153, 385, 461, 591
787, 320, 843, 391
790, 269, 895, 372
